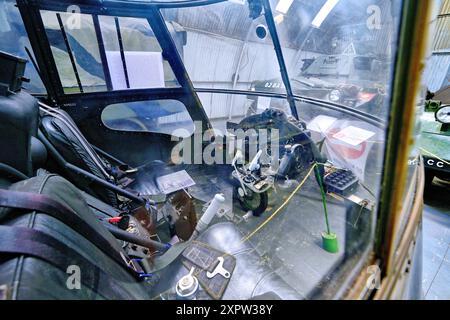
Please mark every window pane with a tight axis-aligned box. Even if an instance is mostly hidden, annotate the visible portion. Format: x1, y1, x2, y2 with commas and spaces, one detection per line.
99, 15, 179, 89
40, 10, 180, 94
275, 0, 401, 119
164, 0, 405, 299
162, 1, 286, 92
0, 0, 45, 93
101, 99, 194, 137
40, 10, 106, 93
195, 91, 383, 297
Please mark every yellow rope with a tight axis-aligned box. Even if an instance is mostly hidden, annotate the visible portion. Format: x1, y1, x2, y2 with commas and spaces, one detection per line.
241, 163, 317, 243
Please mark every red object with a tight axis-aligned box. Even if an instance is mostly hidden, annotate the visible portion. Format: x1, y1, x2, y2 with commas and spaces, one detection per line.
107, 216, 123, 224
327, 128, 367, 160
357, 92, 376, 102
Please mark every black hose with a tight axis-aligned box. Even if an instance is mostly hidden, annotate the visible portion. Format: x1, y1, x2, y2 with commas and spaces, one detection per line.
37, 130, 151, 205
102, 221, 169, 252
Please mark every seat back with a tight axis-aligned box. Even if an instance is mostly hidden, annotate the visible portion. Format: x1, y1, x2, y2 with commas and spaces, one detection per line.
0, 92, 39, 177
40, 108, 118, 205
41, 108, 109, 179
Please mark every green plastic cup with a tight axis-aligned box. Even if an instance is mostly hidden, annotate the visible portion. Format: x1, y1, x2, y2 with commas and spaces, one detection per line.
322, 232, 339, 253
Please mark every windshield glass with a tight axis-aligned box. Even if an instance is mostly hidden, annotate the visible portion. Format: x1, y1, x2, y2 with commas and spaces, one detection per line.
2, 0, 409, 300
277, 0, 399, 117
162, 1, 286, 94
163, 0, 399, 120
160, 0, 402, 299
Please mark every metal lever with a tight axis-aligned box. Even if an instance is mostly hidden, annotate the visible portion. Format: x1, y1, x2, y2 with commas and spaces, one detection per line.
206, 257, 230, 279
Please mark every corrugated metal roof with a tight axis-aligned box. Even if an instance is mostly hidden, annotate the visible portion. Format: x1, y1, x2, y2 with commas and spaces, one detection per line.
424, 0, 450, 92
433, 0, 450, 51
441, 0, 450, 14
433, 16, 450, 51
423, 54, 450, 92
165, 0, 393, 52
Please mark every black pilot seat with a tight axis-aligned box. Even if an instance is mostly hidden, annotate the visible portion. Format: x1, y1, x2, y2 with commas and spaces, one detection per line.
0, 90, 301, 300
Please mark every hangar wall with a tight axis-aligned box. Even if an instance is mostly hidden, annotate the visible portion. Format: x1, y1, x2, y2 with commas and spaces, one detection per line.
161, 29, 317, 125
159, 28, 313, 126
423, 0, 450, 92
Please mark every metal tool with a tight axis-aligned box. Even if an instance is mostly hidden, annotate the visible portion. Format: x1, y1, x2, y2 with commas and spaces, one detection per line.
206, 257, 230, 279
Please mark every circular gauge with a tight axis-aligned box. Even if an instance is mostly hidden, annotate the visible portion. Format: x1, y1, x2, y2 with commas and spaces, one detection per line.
435, 105, 450, 124
329, 89, 341, 102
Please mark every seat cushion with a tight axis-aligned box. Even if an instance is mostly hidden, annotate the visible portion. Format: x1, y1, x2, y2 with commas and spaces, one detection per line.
0, 174, 152, 299
41, 111, 104, 180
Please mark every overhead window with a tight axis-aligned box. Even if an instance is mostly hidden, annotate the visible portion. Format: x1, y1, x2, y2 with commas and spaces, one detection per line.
40, 10, 179, 94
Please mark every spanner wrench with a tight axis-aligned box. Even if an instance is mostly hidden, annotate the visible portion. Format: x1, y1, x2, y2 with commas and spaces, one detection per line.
206, 256, 230, 279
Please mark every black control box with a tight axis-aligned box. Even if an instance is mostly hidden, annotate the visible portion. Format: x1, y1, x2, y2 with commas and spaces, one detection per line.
0, 51, 27, 94
324, 169, 359, 196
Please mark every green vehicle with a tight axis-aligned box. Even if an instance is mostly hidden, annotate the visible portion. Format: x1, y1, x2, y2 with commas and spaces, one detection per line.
420, 86, 450, 186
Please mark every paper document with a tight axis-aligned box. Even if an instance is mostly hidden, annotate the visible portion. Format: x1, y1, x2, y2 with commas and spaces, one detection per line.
307, 115, 337, 133
156, 170, 196, 195
105, 51, 127, 90
106, 51, 165, 90
332, 126, 375, 146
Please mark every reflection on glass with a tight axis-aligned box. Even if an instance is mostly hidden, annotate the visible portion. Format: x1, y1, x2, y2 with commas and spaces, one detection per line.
0, 0, 45, 93
162, 1, 286, 95
102, 99, 194, 137
163, 0, 403, 299
274, 0, 400, 119
41, 10, 106, 93
40, 10, 181, 93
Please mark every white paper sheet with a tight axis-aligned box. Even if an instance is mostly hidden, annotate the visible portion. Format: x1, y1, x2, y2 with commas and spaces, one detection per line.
105, 51, 127, 90
156, 170, 196, 195
307, 115, 338, 134
332, 126, 375, 146
106, 51, 165, 90
124, 51, 165, 89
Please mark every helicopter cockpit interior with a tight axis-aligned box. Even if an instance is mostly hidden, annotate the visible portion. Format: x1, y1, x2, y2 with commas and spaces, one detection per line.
0, 0, 408, 300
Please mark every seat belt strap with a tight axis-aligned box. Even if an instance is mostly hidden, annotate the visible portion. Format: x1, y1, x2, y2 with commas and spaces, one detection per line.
0, 188, 139, 276
0, 188, 188, 276
149, 241, 191, 273
0, 225, 140, 299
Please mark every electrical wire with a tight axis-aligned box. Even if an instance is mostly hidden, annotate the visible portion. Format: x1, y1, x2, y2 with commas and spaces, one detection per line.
241, 163, 317, 243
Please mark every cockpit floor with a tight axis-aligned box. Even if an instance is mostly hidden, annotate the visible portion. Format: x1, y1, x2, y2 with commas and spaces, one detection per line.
229, 176, 347, 298
180, 164, 371, 298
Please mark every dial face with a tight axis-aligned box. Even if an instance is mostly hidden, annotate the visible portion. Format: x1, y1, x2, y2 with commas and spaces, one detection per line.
436, 105, 450, 124
329, 90, 341, 102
